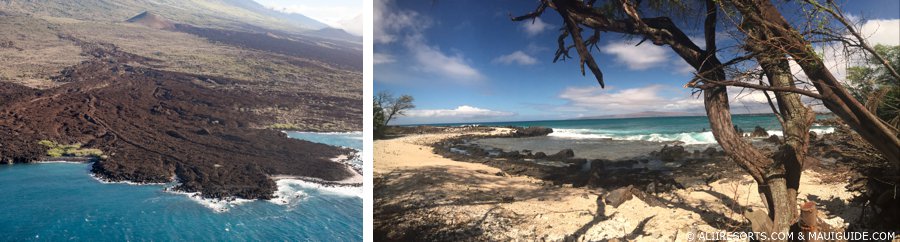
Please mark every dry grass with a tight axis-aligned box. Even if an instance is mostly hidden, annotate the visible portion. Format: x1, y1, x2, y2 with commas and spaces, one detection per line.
0, 13, 361, 131
0, 0, 312, 34
0, 15, 86, 88
58, 20, 361, 99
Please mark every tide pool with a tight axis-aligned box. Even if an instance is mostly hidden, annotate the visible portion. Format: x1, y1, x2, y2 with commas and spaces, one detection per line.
0, 132, 362, 241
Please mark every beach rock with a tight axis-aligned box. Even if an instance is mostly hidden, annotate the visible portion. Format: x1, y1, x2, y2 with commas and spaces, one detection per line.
605, 186, 635, 207
501, 150, 521, 158
751, 126, 769, 137
513, 126, 553, 137
765, 134, 781, 143
547, 149, 575, 160
674, 175, 706, 189
658, 145, 688, 162
702, 147, 718, 157
589, 160, 604, 172
809, 131, 817, 141
533, 152, 547, 159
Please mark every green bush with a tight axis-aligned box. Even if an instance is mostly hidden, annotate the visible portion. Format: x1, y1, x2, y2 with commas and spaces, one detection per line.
38, 140, 103, 158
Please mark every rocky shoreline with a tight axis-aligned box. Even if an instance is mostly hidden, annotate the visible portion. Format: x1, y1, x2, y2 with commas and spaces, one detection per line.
0, 39, 361, 200
376, 123, 896, 240
430, 126, 744, 197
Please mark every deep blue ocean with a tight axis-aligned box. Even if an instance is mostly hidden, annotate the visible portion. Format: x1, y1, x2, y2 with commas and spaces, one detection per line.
0, 132, 362, 241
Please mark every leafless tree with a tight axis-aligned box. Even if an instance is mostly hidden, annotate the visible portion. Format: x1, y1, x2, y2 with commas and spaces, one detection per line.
376, 91, 415, 126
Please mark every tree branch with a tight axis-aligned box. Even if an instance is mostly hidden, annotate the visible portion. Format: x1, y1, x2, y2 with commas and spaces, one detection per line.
695, 79, 824, 99
803, 0, 900, 84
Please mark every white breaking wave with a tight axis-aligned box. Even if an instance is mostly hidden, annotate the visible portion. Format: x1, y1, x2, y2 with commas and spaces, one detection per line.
549, 126, 836, 145
270, 179, 363, 201
766, 127, 835, 137
549, 129, 718, 145
164, 188, 253, 213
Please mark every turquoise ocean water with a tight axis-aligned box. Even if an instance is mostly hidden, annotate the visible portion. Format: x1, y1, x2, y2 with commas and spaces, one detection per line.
0, 132, 362, 241
435, 114, 834, 145
436, 115, 834, 160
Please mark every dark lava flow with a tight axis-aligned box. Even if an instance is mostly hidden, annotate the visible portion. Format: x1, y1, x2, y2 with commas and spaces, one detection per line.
0, 42, 358, 199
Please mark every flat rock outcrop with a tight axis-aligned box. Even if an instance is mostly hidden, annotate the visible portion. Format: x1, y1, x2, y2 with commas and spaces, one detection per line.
512, 126, 553, 137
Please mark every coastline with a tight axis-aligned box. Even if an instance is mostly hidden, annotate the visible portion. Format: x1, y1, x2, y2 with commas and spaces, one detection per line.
375, 126, 859, 241
17, 147, 364, 213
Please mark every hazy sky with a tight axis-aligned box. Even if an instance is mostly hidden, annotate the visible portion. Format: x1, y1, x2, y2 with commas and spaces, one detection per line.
253, 0, 362, 35
374, 0, 900, 124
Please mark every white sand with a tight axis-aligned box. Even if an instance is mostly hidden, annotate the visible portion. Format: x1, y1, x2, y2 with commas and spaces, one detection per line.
375, 128, 859, 241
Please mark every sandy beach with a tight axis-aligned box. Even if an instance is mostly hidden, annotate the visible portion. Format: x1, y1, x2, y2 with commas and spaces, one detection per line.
374, 128, 861, 241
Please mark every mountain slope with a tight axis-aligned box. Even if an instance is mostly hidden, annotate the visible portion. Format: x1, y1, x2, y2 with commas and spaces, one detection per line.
125, 11, 175, 30
219, 0, 330, 30
0, 0, 320, 34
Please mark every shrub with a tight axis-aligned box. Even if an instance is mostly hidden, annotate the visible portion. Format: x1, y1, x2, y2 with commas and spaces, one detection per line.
37, 140, 103, 158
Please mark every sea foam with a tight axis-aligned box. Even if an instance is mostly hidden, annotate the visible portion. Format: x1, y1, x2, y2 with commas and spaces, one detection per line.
550, 126, 835, 144
549, 128, 718, 144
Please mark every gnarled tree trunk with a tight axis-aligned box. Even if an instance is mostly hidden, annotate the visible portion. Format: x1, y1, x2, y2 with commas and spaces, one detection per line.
730, 0, 900, 165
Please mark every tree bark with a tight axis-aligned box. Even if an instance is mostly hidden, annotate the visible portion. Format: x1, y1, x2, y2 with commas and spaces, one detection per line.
730, 0, 900, 164
514, 1, 821, 239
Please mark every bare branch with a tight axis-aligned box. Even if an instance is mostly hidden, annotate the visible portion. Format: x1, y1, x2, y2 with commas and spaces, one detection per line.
803, 0, 900, 83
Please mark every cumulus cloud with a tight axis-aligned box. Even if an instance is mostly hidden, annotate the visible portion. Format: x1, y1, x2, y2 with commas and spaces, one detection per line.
814, 19, 900, 81
554, 84, 801, 115
406, 105, 515, 118
521, 17, 553, 36
375, 0, 485, 83
858, 19, 900, 46
406, 40, 485, 81
374, 52, 395, 65
601, 41, 670, 70
374, 0, 425, 44
492, 51, 538, 65
558, 85, 701, 113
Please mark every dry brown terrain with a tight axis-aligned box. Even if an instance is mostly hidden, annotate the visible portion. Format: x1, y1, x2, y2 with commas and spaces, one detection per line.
0, 3, 362, 199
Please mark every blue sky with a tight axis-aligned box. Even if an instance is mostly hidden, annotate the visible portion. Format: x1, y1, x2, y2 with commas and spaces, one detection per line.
375, 0, 900, 125
253, 0, 362, 35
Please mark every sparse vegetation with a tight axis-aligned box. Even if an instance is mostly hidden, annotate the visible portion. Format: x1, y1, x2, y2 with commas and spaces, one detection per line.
0, 12, 361, 131
268, 123, 302, 130
38, 140, 103, 158
374, 101, 386, 139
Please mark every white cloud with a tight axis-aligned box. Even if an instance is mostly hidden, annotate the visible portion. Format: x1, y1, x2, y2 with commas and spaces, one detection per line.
601, 41, 670, 70
337, 14, 362, 36
858, 19, 900, 46
406, 105, 515, 118
375, 0, 485, 83
406, 40, 485, 82
256, 0, 361, 33
555, 84, 798, 115
374, 0, 426, 44
812, 19, 899, 82
558, 85, 702, 113
522, 17, 552, 36
492, 51, 538, 65
374, 52, 396, 65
